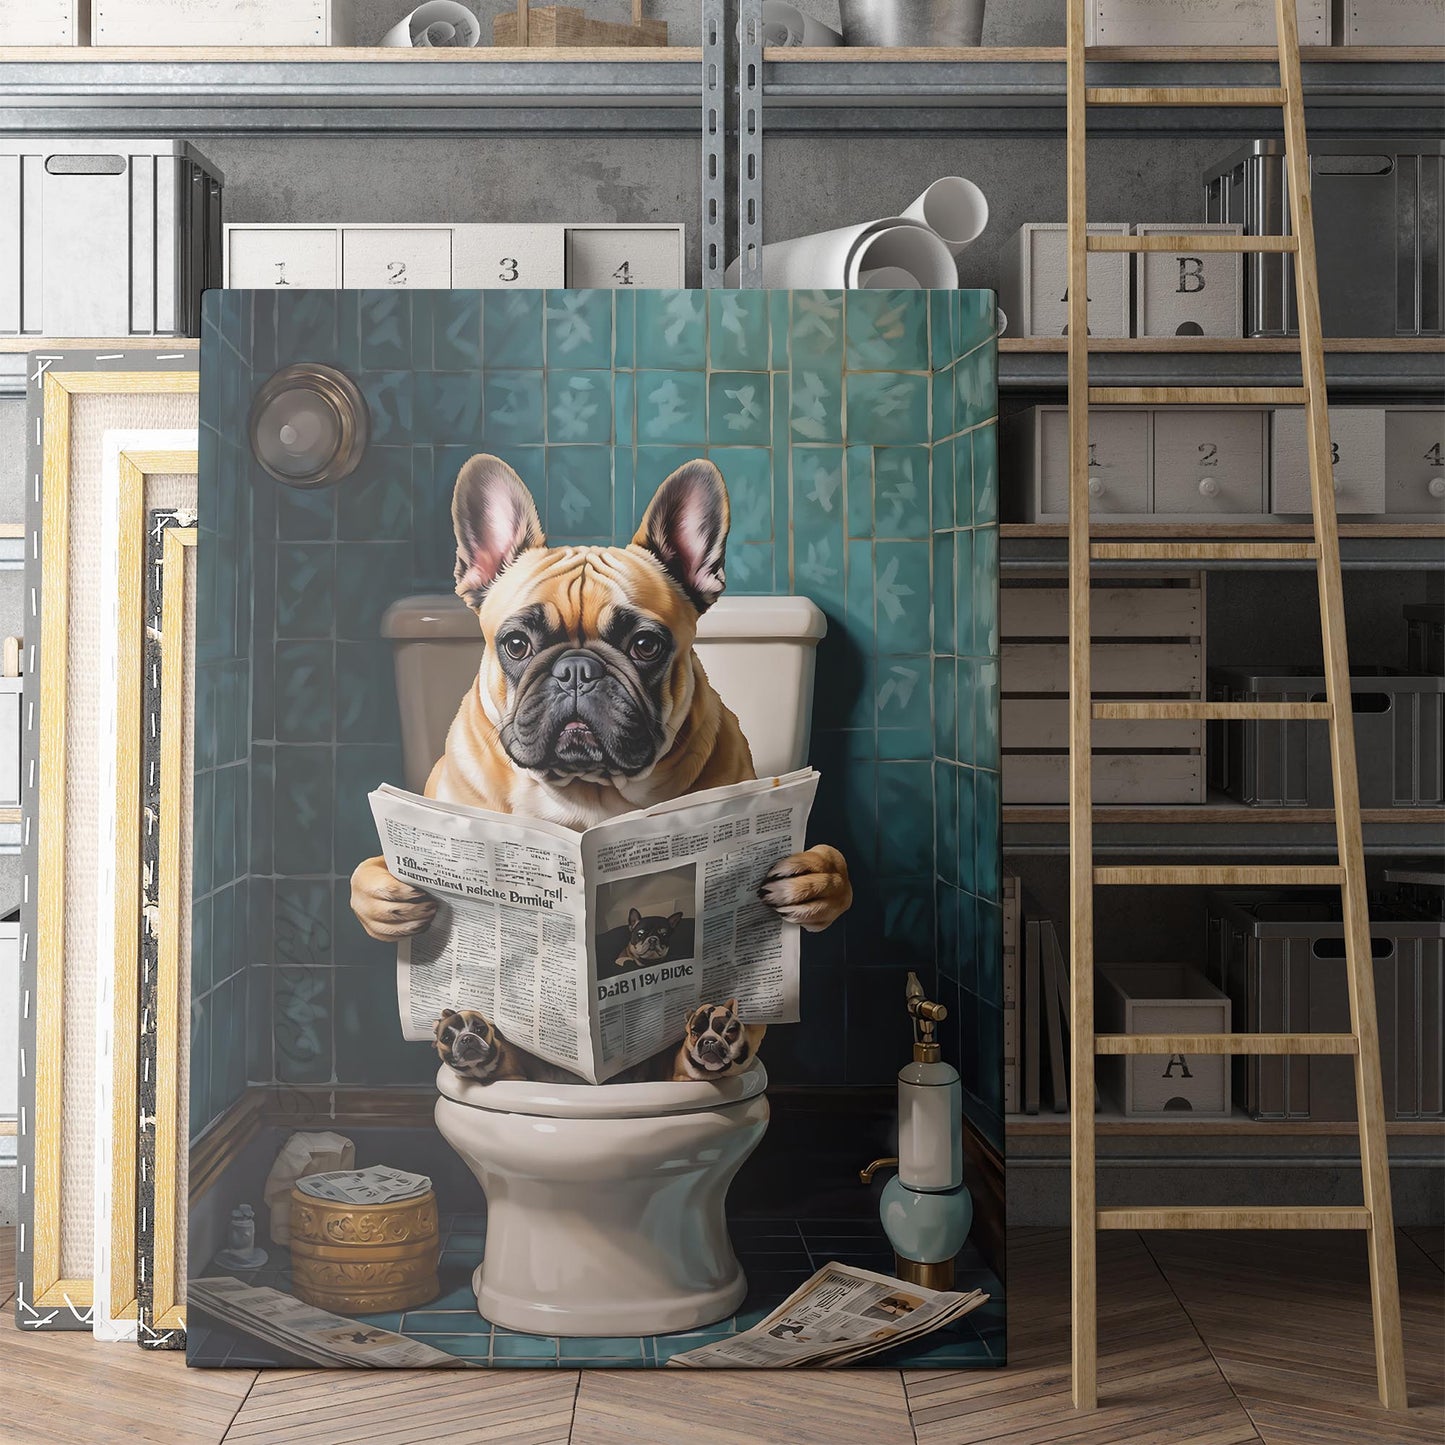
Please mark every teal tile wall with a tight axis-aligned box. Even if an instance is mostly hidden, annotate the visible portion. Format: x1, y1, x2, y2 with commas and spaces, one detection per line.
196, 288, 1000, 1138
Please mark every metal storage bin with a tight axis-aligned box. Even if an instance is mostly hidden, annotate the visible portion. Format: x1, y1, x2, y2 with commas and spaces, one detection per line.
1208, 665, 1445, 808
1405, 604, 1445, 676
1204, 138, 1444, 338
0, 139, 223, 339
1207, 891, 1444, 1121
1097, 965, 1232, 1119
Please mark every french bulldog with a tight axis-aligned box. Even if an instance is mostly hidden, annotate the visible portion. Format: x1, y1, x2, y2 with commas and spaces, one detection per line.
671, 998, 765, 1081
352, 452, 852, 1080
433, 1007, 577, 1085
615, 907, 683, 970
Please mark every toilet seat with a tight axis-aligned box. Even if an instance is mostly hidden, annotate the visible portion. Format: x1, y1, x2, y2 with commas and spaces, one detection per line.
436, 1060, 768, 1120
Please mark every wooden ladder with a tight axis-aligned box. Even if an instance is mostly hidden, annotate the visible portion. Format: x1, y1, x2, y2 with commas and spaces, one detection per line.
1064, 0, 1407, 1412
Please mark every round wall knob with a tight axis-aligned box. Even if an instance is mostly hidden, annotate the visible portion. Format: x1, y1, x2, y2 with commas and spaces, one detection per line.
1429, 476, 1445, 500
1197, 476, 1219, 498
1087, 474, 1105, 497
250, 362, 370, 489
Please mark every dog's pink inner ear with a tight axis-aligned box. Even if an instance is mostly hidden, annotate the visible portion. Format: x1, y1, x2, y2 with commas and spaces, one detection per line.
452, 453, 545, 610
632, 459, 730, 613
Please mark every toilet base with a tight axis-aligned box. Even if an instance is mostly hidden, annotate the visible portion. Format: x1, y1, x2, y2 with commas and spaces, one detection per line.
471, 1262, 747, 1337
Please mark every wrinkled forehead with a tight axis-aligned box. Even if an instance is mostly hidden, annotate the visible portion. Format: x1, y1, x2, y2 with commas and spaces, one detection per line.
692, 1005, 736, 1032
480, 545, 688, 637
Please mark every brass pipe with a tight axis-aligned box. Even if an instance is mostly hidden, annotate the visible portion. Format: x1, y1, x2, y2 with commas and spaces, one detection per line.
858, 1156, 898, 1185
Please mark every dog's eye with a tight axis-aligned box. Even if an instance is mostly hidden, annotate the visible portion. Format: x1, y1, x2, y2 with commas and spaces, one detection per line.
629, 632, 663, 663
501, 632, 532, 661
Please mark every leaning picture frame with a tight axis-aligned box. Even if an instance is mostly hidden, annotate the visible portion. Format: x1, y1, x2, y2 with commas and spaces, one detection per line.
15, 350, 199, 1331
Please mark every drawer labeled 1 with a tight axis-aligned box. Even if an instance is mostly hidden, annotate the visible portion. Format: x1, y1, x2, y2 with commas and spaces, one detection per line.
1384, 408, 1445, 514
226, 227, 340, 289
1271, 407, 1386, 515
565, 226, 685, 289
1037, 408, 1149, 517
452, 225, 565, 289
1152, 408, 1266, 515
341, 227, 452, 288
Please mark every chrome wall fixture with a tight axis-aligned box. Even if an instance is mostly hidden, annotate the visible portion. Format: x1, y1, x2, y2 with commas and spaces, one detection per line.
248, 362, 369, 488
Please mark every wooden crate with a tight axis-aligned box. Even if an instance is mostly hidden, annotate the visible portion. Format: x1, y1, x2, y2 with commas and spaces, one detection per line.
0, 0, 85, 42
93, 0, 351, 44
1333, 0, 1443, 44
494, 0, 667, 45
1002, 869, 1021, 1114
1001, 573, 1206, 806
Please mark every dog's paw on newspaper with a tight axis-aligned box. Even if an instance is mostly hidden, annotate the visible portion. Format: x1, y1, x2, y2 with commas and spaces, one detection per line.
350, 855, 438, 941
757, 845, 852, 932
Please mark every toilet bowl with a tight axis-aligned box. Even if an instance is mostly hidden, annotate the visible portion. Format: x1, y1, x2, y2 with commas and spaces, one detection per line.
384, 590, 824, 1335
435, 1062, 770, 1335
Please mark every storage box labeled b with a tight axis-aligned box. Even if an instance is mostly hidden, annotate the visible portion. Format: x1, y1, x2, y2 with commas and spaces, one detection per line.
1098, 966, 1231, 1119
1134, 223, 1243, 339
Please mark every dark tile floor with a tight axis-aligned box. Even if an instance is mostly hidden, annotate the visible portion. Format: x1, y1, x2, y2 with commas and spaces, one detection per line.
190, 1210, 1005, 1370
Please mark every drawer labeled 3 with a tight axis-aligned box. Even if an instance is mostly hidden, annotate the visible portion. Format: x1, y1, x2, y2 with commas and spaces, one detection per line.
1271, 407, 1386, 515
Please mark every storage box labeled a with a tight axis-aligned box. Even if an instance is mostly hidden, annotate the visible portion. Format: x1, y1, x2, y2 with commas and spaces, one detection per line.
997, 224, 1130, 339
1089, 0, 1329, 43
0, 139, 224, 338
1208, 891, 1444, 1120
1135, 223, 1243, 338
1205, 139, 1444, 338
93, 0, 351, 44
1001, 573, 1205, 805
0, 0, 85, 41
1271, 406, 1387, 515
1098, 966, 1231, 1118
1332, 0, 1444, 43
1208, 665, 1445, 807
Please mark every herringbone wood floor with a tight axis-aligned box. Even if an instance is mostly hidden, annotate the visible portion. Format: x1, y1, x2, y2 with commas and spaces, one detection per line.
2, 1225, 1441, 1445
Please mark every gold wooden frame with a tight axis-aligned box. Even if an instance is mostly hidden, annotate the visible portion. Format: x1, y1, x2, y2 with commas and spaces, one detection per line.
104, 455, 198, 1328
30, 370, 197, 1312
152, 524, 197, 1332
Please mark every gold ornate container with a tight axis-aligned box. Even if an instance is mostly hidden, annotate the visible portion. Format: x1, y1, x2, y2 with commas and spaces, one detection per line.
288, 1186, 441, 1315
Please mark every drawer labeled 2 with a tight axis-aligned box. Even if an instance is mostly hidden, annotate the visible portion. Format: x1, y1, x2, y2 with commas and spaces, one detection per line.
1152, 409, 1266, 515
1036, 408, 1149, 518
1271, 407, 1386, 515
1384, 408, 1445, 514
226, 227, 340, 289
341, 228, 452, 288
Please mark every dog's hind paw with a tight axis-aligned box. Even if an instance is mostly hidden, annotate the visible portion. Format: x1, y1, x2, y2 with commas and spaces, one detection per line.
757, 845, 852, 932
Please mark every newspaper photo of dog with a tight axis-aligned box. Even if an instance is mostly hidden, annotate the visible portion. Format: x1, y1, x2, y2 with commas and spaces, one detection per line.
351, 453, 853, 1085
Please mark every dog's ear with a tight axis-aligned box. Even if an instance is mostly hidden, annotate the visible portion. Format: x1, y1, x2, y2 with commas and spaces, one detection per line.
628, 907, 641, 928
666, 911, 684, 930
452, 454, 545, 610
724, 997, 738, 1015
632, 459, 729, 613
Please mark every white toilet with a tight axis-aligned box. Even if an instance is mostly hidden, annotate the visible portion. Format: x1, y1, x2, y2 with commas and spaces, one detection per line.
382, 590, 827, 1336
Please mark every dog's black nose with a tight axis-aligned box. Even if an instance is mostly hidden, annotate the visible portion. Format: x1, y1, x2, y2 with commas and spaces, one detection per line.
551, 650, 605, 691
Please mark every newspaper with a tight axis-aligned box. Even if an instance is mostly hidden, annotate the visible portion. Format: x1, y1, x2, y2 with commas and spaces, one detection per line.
370, 769, 818, 1085
187, 1278, 453, 1367
667, 1263, 989, 1368
295, 1166, 431, 1206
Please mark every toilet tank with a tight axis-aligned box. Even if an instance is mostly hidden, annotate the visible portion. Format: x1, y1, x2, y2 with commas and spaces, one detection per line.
381, 593, 826, 793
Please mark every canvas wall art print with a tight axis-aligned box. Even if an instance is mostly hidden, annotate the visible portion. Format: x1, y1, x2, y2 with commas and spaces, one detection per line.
187, 288, 1004, 1370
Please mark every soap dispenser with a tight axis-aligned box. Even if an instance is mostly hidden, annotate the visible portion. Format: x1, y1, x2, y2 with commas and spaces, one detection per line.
860, 972, 973, 1290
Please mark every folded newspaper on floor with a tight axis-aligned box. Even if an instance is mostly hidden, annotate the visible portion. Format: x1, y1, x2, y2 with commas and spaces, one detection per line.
371, 769, 818, 1085
667, 1263, 989, 1368
187, 1278, 452, 1367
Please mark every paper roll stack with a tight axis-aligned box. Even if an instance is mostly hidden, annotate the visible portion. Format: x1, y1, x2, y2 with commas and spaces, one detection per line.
725, 176, 990, 290
382, 0, 482, 47
761, 2, 844, 46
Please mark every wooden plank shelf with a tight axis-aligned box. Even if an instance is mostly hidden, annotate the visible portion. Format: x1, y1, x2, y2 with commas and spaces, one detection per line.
1007, 1109, 1445, 1138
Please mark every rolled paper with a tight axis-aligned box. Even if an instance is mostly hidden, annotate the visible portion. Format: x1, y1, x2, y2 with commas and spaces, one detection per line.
996, 306, 1008, 335
846, 222, 957, 289
902, 176, 990, 255
382, 0, 482, 47
858, 266, 922, 288
726, 217, 955, 290
761, 2, 844, 46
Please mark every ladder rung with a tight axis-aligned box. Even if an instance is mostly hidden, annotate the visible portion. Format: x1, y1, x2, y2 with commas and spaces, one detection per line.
1094, 866, 1345, 886
1095, 1033, 1358, 1057
1093, 701, 1331, 721
1089, 387, 1309, 405
1086, 86, 1287, 107
1097, 1207, 1370, 1232
1090, 542, 1321, 562
1087, 234, 1297, 253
